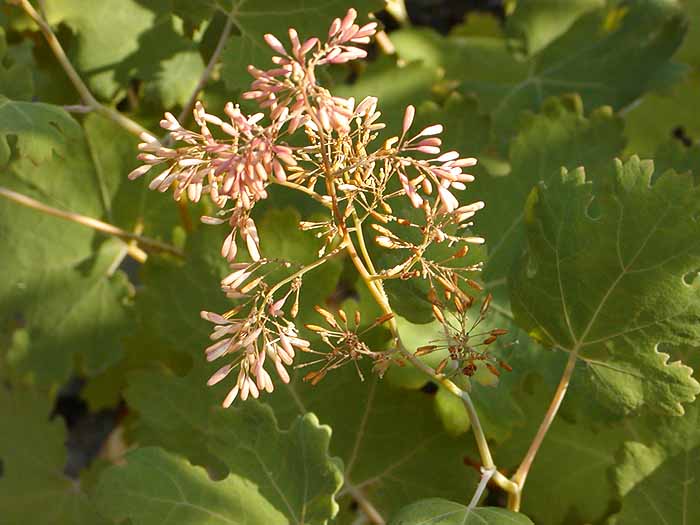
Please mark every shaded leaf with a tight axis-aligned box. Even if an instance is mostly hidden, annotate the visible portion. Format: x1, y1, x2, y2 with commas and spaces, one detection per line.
97, 427, 342, 525
388, 498, 533, 525
392, 0, 686, 150
505, 0, 604, 55
0, 99, 132, 385
496, 353, 624, 524
609, 351, 700, 524
46, 0, 205, 105
126, 357, 480, 522
0, 387, 107, 524
0, 27, 33, 100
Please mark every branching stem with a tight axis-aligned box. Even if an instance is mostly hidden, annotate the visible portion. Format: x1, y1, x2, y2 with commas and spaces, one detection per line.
0, 186, 183, 259
16, 0, 151, 139
344, 481, 386, 525
176, 7, 236, 126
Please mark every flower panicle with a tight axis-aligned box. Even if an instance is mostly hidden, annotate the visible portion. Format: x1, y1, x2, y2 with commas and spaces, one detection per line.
127, 9, 490, 407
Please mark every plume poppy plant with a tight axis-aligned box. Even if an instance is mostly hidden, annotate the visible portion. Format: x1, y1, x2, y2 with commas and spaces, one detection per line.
129, 8, 488, 407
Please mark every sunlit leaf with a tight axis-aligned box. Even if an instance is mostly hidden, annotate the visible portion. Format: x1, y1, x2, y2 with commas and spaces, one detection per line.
511, 157, 700, 414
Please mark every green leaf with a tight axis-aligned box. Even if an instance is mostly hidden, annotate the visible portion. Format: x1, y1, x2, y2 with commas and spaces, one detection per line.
46, 0, 204, 105
505, 0, 604, 55
95, 447, 289, 524
604, 346, 700, 524
511, 156, 700, 414
388, 499, 533, 525
126, 358, 480, 522
474, 94, 625, 284
0, 27, 33, 100
610, 399, 700, 524
417, 93, 491, 163
392, 0, 686, 150
0, 99, 133, 385
97, 400, 343, 525
653, 140, 700, 181
0, 387, 107, 524
221, 0, 382, 90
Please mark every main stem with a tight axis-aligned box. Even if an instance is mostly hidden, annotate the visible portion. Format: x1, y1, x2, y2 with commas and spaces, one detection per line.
507, 349, 578, 511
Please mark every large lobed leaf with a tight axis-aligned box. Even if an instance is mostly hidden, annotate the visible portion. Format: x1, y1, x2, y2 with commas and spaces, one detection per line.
45, 0, 205, 105
607, 341, 700, 525
97, 401, 343, 525
511, 156, 700, 414
0, 99, 133, 385
473, 94, 625, 285
126, 358, 480, 523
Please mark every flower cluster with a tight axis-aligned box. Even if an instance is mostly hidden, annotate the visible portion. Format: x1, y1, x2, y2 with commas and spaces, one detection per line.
128, 9, 491, 406
416, 294, 512, 379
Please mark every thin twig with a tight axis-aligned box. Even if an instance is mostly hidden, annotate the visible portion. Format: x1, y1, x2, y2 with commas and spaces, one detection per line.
507, 350, 578, 511
0, 186, 183, 259
345, 481, 386, 525
16, 0, 152, 139
176, 8, 237, 125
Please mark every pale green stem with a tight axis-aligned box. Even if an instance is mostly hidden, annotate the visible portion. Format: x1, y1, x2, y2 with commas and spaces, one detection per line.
0, 186, 183, 259
507, 349, 579, 511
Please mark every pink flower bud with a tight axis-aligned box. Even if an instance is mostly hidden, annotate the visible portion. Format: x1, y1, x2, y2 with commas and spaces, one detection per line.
222, 386, 239, 408
438, 186, 459, 212
300, 37, 319, 55
417, 124, 443, 137
402, 105, 415, 135
436, 151, 459, 162
264, 33, 287, 55
127, 164, 152, 180
415, 145, 441, 154
451, 157, 478, 167
340, 8, 357, 33
329, 18, 341, 37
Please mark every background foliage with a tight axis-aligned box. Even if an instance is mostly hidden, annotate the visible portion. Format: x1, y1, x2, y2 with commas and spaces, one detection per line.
1, 0, 699, 524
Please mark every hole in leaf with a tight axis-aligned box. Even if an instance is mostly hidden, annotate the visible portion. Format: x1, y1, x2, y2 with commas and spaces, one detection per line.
672, 126, 693, 147
420, 381, 438, 395
682, 270, 699, 287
